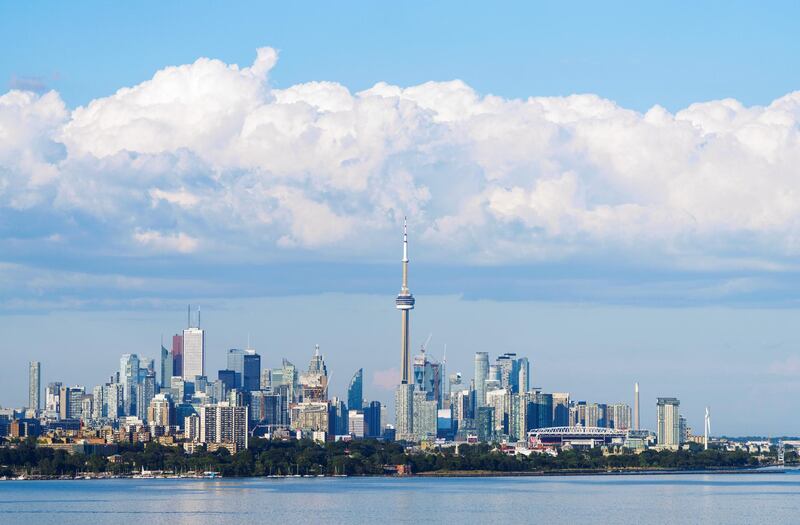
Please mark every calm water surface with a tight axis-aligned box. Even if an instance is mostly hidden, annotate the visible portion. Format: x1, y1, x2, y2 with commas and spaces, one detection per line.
2, 471, 800, 524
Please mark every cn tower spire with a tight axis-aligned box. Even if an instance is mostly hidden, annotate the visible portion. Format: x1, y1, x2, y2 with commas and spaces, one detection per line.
395, 216, 415, 384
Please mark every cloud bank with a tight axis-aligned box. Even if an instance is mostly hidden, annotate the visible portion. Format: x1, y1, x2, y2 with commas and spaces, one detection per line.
2, 47, 800, 305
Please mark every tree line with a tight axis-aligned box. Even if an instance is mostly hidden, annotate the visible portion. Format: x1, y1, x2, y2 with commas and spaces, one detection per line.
0, 437, 779, 478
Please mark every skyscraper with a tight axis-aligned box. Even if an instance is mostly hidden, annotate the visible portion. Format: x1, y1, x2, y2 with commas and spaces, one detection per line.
172, 334, 184, 378
28, 361, 40, 411
395, 218, 416, 440
657, 397, 681, 449
183, 326, 205, 381
474, 352, 489, 408
160, 344, 173, 389
347, 368, 363, 411
227, 348, 261, 391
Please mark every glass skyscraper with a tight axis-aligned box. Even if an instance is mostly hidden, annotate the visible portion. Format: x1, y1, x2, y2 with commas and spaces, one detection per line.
347, 368, 363, 411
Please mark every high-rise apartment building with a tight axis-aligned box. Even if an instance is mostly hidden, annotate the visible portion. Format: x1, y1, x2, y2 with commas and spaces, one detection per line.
657, 397, 681, 449
45, 382, 62, 416
608, 403, 632, 430
474, 352, 489, 408
28, 361, 40, 411
59, 385, 85, 420
552, 393, 570, 426
412, 390, 437, 441
395, 383, 414, 441
199, 402, 248, 451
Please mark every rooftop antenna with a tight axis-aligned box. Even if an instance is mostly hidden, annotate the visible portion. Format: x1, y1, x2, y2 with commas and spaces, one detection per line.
187, 304, 191, 328
197, 305, 201, 328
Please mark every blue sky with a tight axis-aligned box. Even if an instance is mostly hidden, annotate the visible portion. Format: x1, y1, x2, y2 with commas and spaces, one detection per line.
2, 1, 800, 434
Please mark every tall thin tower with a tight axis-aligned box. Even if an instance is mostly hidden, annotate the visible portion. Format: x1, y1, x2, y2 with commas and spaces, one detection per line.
395, 217, 415, 383
634, 382, 640, 430
704, 407, 711, 450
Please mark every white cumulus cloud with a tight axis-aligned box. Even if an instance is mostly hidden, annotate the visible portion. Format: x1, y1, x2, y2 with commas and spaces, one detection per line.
2, 47, 800, 272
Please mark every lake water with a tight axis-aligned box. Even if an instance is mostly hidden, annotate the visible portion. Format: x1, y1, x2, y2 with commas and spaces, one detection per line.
2, 471, 799, 524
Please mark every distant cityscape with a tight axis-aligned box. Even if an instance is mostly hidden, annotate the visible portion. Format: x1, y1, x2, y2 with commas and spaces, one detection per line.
0, 222, 782, 459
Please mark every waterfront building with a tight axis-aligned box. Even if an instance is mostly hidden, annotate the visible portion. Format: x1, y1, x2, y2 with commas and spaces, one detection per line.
28, 361, 40, 412
347, 368, 363, 411
199, 402, 248, 451
657, 397, 681, 449
474, 352, 489, 408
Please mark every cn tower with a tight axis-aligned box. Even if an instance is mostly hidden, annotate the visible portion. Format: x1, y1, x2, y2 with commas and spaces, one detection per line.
395, 217, 415, 384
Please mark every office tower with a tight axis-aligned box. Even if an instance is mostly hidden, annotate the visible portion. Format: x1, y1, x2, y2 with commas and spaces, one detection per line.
608, 403, 632, 430
508, 393, 527, 441
218, 369, 236, 391
183, 324, 205, 381
170, 376, 187, 404
59, 385, 85, 420
395, 217, 415, 384
199, 402, 249, 451
347, 368, 363, 411
634, 382, 640, 430
45, 382, 62, 415
395, 383, 414, 440
474, 352, 489, 408
552, 393, 570, 426
172, 334, 184, 378
348, 410, 365, 438
28, 361, 40, 411
227, 348, 261, 392
365, 401, 381, 438
657, 397, 681, 449
120, 353, 140, 387
300, 345, 328, 401
412, 391, 437, 441
160, 344, 173, 389
147, 394, 172, 426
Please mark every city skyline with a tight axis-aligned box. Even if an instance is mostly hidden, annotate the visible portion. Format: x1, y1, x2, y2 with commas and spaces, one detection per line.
3, 2, 800, 437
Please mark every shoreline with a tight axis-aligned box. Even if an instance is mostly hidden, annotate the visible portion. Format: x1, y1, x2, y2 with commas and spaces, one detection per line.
3, 466, 789, 481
